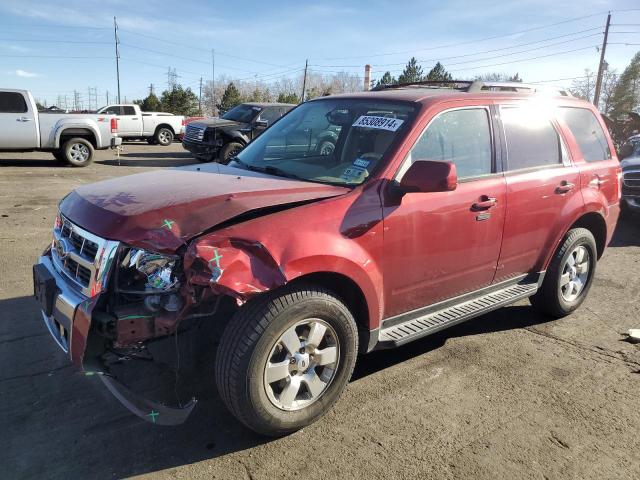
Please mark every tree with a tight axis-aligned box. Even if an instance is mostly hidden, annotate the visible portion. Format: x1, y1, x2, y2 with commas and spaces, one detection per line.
425, 62, 452, 81
398, 57, 424, 84
159, 85, 199, 116
475, 72, 522, 82
135, 93, 162, 112
610, 51, 640, 116
569, 69, 597, 103
217, 82, 243, 114
600, 67, 619, 114
277, 92, 300, 103
375, 71, 397, 88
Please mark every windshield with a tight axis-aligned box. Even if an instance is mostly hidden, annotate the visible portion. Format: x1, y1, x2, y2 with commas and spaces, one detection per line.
231, 98, 416, 186
222, 104, 262, 123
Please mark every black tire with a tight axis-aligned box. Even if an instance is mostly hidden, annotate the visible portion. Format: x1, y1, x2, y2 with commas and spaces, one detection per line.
317, 139, 335, 156
60, 138, 94, 167
215, 284, 359, 436
52, 149, 66, 163
154, 127, 174, 146
219, 142, 244, 164
530, 227, 597, 318
147, 138, 157, 145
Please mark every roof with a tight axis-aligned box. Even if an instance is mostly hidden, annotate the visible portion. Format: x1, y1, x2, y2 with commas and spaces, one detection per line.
242, 102, 296, 108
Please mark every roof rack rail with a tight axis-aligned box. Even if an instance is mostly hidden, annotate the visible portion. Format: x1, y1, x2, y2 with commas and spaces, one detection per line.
371, 80, 472, 91
372, 79, 572, 97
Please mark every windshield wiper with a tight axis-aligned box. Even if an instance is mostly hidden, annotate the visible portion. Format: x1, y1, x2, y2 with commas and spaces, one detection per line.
230, 157, 302, 180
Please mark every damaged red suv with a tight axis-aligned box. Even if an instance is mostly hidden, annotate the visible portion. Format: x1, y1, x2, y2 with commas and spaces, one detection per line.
33, 81, 621, 436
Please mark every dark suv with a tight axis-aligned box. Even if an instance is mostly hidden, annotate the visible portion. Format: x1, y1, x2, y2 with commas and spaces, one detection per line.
33, 81, 621, 437
182, 102, 295, 163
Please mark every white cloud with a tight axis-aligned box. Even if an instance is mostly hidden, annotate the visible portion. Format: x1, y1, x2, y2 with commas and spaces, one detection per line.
11, 69, 40, 78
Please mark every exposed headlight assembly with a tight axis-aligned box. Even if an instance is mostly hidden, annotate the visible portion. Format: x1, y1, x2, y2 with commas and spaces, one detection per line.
117, 247, 180, 293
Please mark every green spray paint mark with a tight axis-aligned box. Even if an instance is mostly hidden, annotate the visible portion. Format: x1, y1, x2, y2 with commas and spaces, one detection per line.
208, 249, 223, 268
119, 314, 154, 321
162, 219, 175, 230
148, 410, 159, 423
84, 371, 95, 376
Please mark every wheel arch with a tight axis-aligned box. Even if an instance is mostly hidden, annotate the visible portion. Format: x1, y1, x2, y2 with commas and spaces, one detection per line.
568, 211, 607, 259
154, 123, 175, 135
58, 128, 97, 148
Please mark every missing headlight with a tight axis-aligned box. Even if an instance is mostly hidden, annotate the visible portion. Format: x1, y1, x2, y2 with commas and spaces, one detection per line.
117, 247, 181, 294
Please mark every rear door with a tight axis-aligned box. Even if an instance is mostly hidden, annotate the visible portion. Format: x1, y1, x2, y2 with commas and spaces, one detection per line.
557, 107, 620, 211
0, 91, 37, 148
119, 105, 142, 136
382, 105, 507, 316
495, 104, 582, 281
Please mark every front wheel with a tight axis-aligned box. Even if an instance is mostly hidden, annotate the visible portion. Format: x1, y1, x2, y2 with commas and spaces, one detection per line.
215, 284, 358, 436
155, 127, 174, 146
219, 142, 244, 164
530, 227, 597, 318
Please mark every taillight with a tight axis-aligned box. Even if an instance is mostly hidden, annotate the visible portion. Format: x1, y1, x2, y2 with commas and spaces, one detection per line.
111, 117, 118, 133
181, 118, 186, 126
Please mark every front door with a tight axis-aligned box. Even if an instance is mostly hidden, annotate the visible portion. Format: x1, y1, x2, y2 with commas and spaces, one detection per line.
0, 91, 37, 149
382, 106, 506, 317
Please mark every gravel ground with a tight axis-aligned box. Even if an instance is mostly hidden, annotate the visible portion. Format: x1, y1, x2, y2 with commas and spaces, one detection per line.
1, 144, 639, 480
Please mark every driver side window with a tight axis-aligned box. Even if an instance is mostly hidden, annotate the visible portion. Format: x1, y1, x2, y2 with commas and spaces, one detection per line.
399, 107, 493, 180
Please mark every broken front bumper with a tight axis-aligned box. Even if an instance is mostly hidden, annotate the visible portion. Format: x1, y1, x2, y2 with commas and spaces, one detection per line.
33, 252, 197, 425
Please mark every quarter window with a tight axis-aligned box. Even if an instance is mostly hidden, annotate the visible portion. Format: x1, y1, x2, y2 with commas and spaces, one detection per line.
403, 108, 493, 179
123, 106, 136, 115
501, 106, 561, 170
559, 107, 611, 162
0, 92, 28, 113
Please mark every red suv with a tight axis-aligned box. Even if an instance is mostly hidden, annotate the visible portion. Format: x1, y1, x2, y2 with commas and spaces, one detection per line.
33, 81, 621, 436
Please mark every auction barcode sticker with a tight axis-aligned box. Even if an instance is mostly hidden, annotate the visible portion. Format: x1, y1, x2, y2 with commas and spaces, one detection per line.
352, 115, 404, 131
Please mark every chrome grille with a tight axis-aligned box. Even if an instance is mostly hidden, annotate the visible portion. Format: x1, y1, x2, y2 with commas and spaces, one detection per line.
51, 215, 119, 297
623, 171, 640, 189
185, 124, 205, 143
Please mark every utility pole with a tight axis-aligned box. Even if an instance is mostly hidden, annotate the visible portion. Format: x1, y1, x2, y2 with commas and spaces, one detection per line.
211, 49, 216, 116
593, 12, 611, 109
73, 90, 80, 111
114, 16, 121, 104
198, 77, 203, 114
301, 59, 308, 103
106, 90, 110, 105
149, 83, 154, 96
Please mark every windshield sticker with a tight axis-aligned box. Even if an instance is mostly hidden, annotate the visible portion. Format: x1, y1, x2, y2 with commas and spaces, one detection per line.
353, 158, 371, 168
252, 106, 262, 111
340, 165, 368, 182
352, 115, 404, 131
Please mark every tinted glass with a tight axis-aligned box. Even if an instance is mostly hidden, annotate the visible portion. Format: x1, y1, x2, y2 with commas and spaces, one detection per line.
232, 99, 416, 186
0, 92, 28, 113
502, 107, 561, 170
258, 108, 281, 124
559, 107, 611, 162
405, 108, 492, 179
123, 106, 136, 115
104, 106, 122, 115
222, 104, 262, 123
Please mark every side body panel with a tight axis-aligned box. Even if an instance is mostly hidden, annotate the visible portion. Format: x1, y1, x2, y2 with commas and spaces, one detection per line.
0, 90, 38, 149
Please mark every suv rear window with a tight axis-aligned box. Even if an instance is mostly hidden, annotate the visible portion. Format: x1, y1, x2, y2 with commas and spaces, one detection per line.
559, 107, 611, 162
501, 106, 561, 170
0, 92, 28, 113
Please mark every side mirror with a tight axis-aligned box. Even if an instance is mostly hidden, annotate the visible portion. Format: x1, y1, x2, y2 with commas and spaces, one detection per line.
396, 160, 457, 194
254, 119, 269, 128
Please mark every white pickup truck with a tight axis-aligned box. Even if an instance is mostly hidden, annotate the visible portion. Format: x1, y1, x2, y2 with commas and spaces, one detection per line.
0, 89, 122, 167
95, 104, 185, 146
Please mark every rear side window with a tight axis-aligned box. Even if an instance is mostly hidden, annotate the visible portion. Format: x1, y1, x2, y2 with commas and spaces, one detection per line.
559, 107, 611, 162
104, 106, 122, 115
501, 106, 561, 170
258, 108, 281, 124
0, 92, 28, 113
123, 106, 136, 115
405, 108, 493, 179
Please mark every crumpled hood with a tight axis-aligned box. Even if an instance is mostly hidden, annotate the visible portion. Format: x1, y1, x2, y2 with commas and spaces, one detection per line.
60, 164, 349, 253
189, 118, 245, 130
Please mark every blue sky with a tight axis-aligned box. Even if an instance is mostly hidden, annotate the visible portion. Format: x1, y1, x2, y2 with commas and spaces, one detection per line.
0, 0, 639, 107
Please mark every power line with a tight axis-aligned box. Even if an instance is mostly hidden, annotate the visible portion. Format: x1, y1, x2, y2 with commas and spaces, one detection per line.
0, 38, 110, 44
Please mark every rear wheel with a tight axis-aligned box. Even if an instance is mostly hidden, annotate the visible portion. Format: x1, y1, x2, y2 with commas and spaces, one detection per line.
530, 227, 597, 318
61, 138, 94, 167
219, 142, 244, 164
215, 284, 358, 436
155, 127, 173, 146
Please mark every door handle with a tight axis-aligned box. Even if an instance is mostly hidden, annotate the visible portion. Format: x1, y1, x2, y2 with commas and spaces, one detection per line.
555, 181, 575, 194
131, 117, 139, 120
17, 117, 32, 122
472, 196, 497, 211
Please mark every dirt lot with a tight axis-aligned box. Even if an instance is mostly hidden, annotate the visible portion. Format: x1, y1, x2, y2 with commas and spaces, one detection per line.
1, 143, 639, 480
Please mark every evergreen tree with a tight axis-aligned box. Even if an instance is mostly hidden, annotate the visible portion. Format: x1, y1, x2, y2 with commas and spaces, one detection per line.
138, 93, 161, 112
217, 82, 243, 114
398, 57, 424, 84
375, 71, 397, 87
425, 62, 452, 81
277, 92, 300, 104
610, 51, 640, 116
160, 85, 199, 116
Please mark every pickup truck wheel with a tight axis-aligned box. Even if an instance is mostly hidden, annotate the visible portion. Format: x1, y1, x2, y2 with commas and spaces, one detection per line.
215, 284, 358, 436
155, 127, 173, 146
219, 142, 244, 164
52, 149, 65, 163
61, 138, 94, 167
530, 228, 597, 318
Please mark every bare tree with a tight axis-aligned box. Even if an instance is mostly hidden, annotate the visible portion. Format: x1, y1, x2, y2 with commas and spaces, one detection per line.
569, 69, 597, 103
